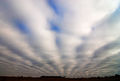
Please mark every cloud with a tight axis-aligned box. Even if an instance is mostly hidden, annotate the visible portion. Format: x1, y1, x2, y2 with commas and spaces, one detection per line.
0, 0, 120, 78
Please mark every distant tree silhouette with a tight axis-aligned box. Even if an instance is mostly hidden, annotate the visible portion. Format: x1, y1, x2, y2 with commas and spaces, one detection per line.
0, 74, 120, 81
41, 76, 65, 78
115, 74, 120, 77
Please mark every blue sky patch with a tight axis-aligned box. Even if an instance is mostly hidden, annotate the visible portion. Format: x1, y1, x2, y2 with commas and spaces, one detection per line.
13, 19, 30, 34
50, 22, 61, 33
47, 0, 61, 15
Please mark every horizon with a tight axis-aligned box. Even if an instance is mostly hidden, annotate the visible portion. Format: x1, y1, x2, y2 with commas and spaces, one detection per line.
0, 74, 120, 78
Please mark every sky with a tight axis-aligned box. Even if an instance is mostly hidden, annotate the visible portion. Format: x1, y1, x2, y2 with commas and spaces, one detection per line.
0, 0, 120, 78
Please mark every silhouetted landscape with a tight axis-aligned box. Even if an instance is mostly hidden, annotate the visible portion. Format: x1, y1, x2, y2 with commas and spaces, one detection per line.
0, 75, 120, 81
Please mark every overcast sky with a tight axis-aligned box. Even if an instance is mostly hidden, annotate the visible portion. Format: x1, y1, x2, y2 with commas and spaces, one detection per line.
0, 0, 120, 78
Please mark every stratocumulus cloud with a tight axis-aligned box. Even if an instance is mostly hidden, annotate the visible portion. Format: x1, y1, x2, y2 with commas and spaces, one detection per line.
0, 0, 120, 78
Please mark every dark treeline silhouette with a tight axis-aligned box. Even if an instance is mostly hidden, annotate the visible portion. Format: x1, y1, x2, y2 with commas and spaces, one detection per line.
41, 76, 65, 78
0, 74, 120, 81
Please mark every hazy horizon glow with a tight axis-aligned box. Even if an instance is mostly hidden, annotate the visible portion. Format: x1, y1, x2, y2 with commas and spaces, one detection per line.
0, 0, 120, 78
